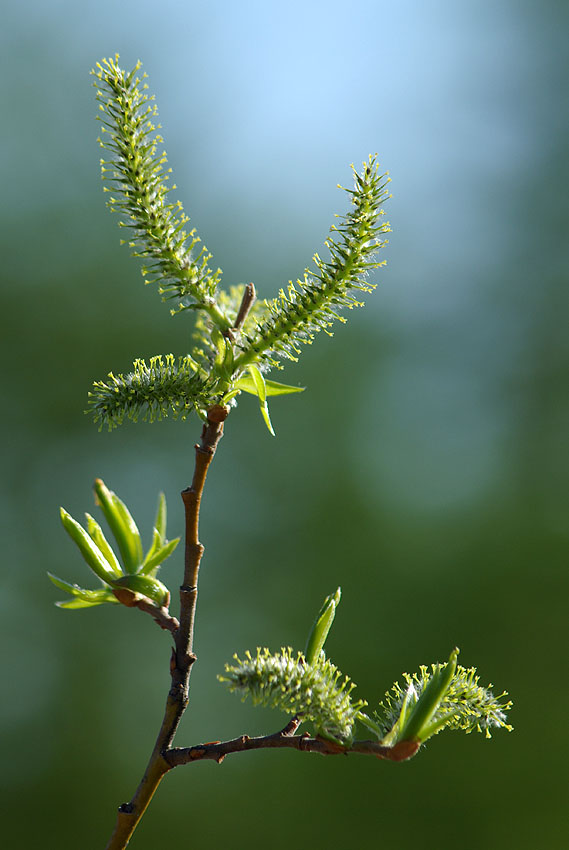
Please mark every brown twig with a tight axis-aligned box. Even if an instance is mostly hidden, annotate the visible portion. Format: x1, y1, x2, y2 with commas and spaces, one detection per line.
232, 282, 256, 331
165, 729, 420, 767
133, 598, 180, 633
112, 586, 180, 633
104, 406, 227, 850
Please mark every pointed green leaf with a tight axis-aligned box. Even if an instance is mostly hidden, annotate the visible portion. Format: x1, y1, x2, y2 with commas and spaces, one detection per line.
396, 683, 416, 736
56, 593, 118, 609
140, 492, 178, 574
235, 375, 305, 397
93, 479, 143, 573
259, 402, 275, 436
57, 598, 104, 609
48, 572, 89, 595
222, 387, 241, 403
85, 513, 122, 577
248, 364, 267, 402
398, 668, 442, 743
379, 681, 417, 747
305, 587, 341, 665
247, 365, 275, 436
141, 526, 162, 570
60, 508, 118, 584
399, 648, 459, 743
48, 573, 119, 608
413, 648, 460, 742
110, 495, 144, 572
211, 328, 231, 370
355, 711, 384, 738
154, 492, 167, 544
139, 537, 180, 576
261, 378, 305, 396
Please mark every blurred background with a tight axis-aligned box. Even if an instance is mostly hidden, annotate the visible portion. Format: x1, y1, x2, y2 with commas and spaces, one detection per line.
1, 1, 567, 847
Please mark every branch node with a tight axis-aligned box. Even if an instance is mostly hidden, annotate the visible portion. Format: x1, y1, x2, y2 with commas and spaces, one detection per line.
315, 735, 346, 755
207, 404, 229, 424
281, 716, 302, 737
118, 802, 133, 814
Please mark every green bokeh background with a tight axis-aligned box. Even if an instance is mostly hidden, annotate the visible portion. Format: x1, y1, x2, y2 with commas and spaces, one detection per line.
2, 1, 567, 847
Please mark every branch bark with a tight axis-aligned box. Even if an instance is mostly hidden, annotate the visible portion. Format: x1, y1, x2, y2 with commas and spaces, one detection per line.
124, 597, 180, 633
165, 729, 420, 767
232, 282, 256, 331
104, 406, 227, 850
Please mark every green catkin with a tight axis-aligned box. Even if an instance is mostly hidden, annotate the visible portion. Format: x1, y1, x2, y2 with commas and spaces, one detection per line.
89, 60, 391, 429
235, 156, 391, 370
88, 354, 213, 430
375, 662, 513, 742
92, 56, 224, 318
220, 647, 367, 745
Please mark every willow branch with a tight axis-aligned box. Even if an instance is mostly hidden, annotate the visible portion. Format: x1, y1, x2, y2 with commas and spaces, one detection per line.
165, 728, 420, 767
104, 405, 227, 850
175, 404, 227, 685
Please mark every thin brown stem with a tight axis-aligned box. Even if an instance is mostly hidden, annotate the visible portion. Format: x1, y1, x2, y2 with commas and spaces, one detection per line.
133, 599, 180, 633
165, 730, 420, 767
232, 282, 256, 331
174, 408, 226, 695
104, 406, 227, 850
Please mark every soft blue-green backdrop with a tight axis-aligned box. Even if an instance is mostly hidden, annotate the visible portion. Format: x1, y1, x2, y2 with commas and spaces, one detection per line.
2, 1, 567, 847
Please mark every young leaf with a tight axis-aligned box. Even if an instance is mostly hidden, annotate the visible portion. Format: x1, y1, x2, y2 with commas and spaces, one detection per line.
154, 492, 167, 545
93, 479, 143, 574
235, 375, 305, 397
85, 513, 123, 577
139, 537, 180, 577
398, 648, 458, 743
247, 364, 275, 436
304, 587, 341, 665
60, 508, 119, 584
56, 595, 119, 610
140, 527, 162, 572
138, 491, 178, 576
48, 573, 119, 608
